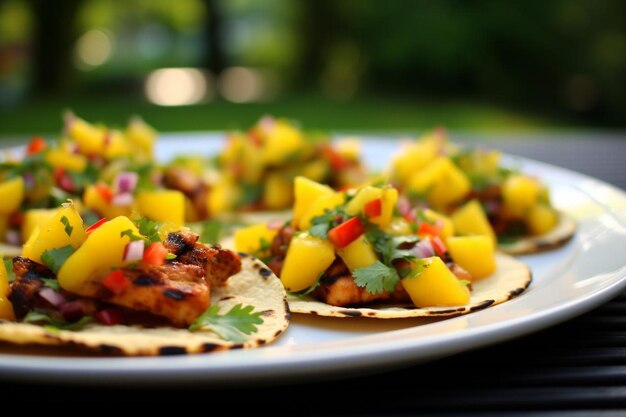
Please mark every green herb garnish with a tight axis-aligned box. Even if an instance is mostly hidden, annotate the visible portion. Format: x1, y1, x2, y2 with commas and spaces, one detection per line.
41, 245, 75, 274
41, 279, 61, 291
24, 311, 93, 331
59, 216, 73, 237
189, 304, 264, 342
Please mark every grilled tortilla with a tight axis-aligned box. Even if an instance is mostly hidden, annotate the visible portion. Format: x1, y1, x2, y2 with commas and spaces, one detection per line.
0, 255, 289, 356
498, 212, 576, 255
287, 252, 531, 318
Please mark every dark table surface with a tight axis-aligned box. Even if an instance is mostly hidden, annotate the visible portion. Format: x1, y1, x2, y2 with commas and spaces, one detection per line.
1, 132, 625, 412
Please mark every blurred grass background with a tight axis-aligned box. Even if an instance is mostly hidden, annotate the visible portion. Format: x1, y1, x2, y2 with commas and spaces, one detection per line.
0, 0, 624, 137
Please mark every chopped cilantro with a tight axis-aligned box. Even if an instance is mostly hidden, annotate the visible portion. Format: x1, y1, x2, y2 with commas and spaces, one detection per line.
309, 206, 347, 237
200, 220, 224, 244
24, 311, 93, 331
308, 222, 329, 239
238, 183, 263, 207
41, 279, 61, 291
60, 216, 73, 237
353, 261, 400, 294
120, 229, 144, 242
133, 217, 161, 243
41, 245, 75, 274
3, 258, 14, 282
189, 304, 264, 342
366, 227, 417, 266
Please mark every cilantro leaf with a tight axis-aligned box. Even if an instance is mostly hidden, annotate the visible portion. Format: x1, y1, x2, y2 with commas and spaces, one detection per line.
353, 261, 400, 295
121, 229, 144, 242
366, 228, 416, 266
41, 245, 75, 274
189, 304, 264, 342
134, 217, 161, 243
23, 311, 93, 331
308, 223, 329, 239
60, 216, 73, 237
3, 259, 14, 282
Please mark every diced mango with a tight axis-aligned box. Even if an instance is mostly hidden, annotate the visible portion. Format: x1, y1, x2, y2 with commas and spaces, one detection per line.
346, 186, 382, 215
377, 188, 398, 228
263, 120, 303, 165
68, 116, 106, 155
58, 216, 139, 296
21, 226, 39, 259
0, 260, 13, 320
263, 173, 293, 209
385, 218, 413, 236
126, 116, 156, 159
502, 174, 540, 218
0, 177, 24, 214
401, 257, 470, 307
83, 185, 133, 219
234, 223, 279, 254
526, 204, 558, 236
281, 232, 335, 292
446, 235, 496, 280
408, 157, 470, 210
301, 159, 330, 183
455, 150, 501, 177
293, 176, 334, 226
207, 178, 240, 216
392, 140, 438, 184
45, 149, 87, 172
21, 208, 59, 243
337, 235, 378, 272
299, 192, 345, 230
450, 200, 496, 245
103, 130, 131, 159
137, 190, 185, 226
24, 202, 87, 264
335, 138, 361, 161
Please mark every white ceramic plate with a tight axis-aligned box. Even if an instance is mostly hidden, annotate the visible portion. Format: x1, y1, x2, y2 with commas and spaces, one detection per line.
1, 133, 625, 385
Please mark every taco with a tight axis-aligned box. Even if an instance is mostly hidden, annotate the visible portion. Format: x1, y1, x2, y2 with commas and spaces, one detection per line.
229, 177, 531, 318
389, 128, 576, 254
0, 202, 289, 355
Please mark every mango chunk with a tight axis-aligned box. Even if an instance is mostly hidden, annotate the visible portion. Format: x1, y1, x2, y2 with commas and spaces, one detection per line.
401, 257, 470, 307
450, 200, 496, 245
45, 149, 87, 172
446, 235, 495, 280
83, 185, 133, 219
0, 177, 24, 214
263, 173, 293, 210
293, 177, 334, 226
422, 209, 455, 239
281, 232, 335, 292
137, 189, 185, 226
207, 177, 240, 216
392, 140, 438, 183
408, 157, 470, 210
58, 216, 139, 296
526, 204, 558, 236
298, 191, 345, 231
262, 120, 304, 165
337, 235, 378, 272
24, 203, 87, 264
0, 261, 13, 320
21, 208, 59, 243
234, 223, 279, 254
502, 174, 540, 218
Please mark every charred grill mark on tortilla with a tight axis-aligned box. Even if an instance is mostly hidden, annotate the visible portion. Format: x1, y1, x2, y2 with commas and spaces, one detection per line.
159, 346, 188, 356
259, 268, 272, 279
469, 299, 495, 312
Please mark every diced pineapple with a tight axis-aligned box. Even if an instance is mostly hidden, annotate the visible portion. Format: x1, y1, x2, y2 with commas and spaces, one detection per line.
401, 257, 470, 307
450, 200, 496, 245
446, 236, 496, 280
299, 192, 345, 230
526, 204, 558, 235
502, 174, 540, 219
263, 172, 293, 209
23, 202, 87, 264
58, 217, 139, 296
234, 223, 279, 254
21, 208, 59, 242
0, 177, 24, 214
137, 189, 185, 226
337, 235, 378, 272
281, 232, 335, 292
293, 177, 335, 226
45, 148, 87, 172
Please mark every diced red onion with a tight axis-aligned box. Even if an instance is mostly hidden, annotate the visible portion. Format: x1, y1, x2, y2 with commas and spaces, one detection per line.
267, 219, 284, 230
111, 192, 134, 206
4, 230, 21, 245
396, 195, 412, 217
60, 301, 85, 322
22, 173, 35, 190
411, 239, 434, 259
115, 172, 139, 194
39, 287, 66, 307
258, 115, 275, 133
123, 239, 145, 262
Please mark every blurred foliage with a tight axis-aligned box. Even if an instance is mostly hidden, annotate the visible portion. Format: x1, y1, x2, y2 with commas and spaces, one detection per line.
0, 0, 624, 131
